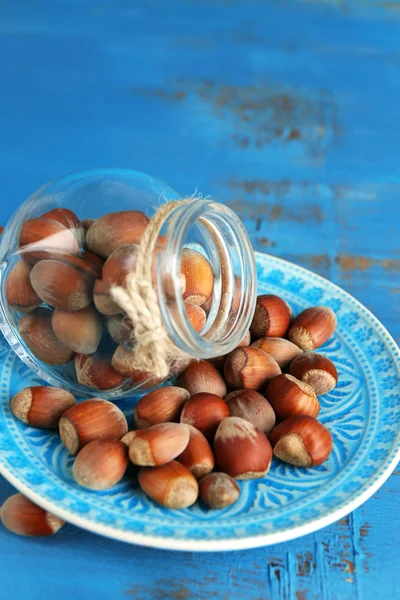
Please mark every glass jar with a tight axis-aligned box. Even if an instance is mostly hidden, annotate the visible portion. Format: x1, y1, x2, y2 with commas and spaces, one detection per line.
0, 169, 257, 398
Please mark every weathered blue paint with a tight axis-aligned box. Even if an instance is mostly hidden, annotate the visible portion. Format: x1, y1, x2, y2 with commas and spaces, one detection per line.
0, 0, 399, 598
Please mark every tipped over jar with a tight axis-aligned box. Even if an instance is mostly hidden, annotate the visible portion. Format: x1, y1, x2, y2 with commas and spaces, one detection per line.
0, 169, 257, 398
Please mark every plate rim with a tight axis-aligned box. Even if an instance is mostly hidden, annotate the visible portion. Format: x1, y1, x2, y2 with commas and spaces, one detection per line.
1, 251, 399, 552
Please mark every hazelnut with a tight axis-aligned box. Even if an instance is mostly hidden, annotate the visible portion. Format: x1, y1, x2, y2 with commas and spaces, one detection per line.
41, 207, 80, 230
184, 302, 207, 334
86, 211, 150, 258
288, 306, 337, 350
41, 208, 83, 245
107, 314, 134, 345
289, 352, 338, 395
18, 307, 74, 365
181, 248, 214, 305
52, 306, 102, 354
224, 347, 281, 390
80, 218, 95, 231
214, 417, 272, 480
250, 295, 292, 339
177, 360, 227, 398
208, 331, 251, 372
225, 389, 276, 434
180, 392, 229, 440
59, 399, 128, 455
177, 425, 215, 479
111, 345, 138, 378
134, 386, 190, 429
208, 332, 251, 372
93, 279, 121, 315
128, 423, 190, 466
81, 251, 105, 277
138, 461, 199, 509
111, 346, 165, 390
102, 243, 138, 287
30, 259, 93, 311
11, 386, 76, 429
74, 354, 125, 390
130, 368, 164, 390
269, 415, 333, 467
251, 337, 302, 369
73, 439, 128, 490
5, 261, 41, 313
265, 374, 320, 420
18, 217, 80, 264
1, 493, 64, 537
199, 472, 240, 509
47, 252, 104, 280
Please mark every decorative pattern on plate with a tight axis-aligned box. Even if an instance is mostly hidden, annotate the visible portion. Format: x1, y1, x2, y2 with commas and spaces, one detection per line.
0, 253, 399, 551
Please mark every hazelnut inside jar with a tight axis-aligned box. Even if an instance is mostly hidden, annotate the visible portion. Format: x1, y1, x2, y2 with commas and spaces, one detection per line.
0, 169, 257, 398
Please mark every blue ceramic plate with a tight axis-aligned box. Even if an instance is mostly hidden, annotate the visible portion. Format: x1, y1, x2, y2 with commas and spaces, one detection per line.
0, 253, 399, 551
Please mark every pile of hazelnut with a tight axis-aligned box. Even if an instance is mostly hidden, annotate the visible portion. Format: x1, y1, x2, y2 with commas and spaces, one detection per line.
7, 208, 217, 389
1, 292, 338, 536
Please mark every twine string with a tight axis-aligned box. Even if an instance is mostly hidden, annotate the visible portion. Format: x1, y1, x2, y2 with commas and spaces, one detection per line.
110, 199, 194, 379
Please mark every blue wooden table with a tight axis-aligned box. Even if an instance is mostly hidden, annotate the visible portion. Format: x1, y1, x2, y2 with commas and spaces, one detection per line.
0, 1, 399, 598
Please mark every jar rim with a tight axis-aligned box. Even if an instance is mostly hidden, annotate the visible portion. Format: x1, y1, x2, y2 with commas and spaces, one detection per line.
157, 198, 257, 360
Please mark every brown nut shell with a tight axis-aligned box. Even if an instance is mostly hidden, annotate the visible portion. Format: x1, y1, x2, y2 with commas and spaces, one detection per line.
199, 472, 240, 509
18, 307, 74, 365
265, 374, 320, 420
73, 439, 128, 490
180, 392, 229, 440
5, 261, 41, 313
81, 251, 105, 277
107, 314, 133, 345
59, 399, 128, 455
251, 337, 302, 369
224, 347, 281, 391
269, 415, 333, 467
250, 295, 292, 339
134, 386, 190, 429
74, 354, 125, 390
289, 352, 338, 395
18, 217, 80, 264
184, 303, 207, 334
11, 386, 77, 429
128, 423, 190, 466
138, 461, 199, 509
30, 259, 93, 311
214, 417, 272, 480
86, 211, 150, 258
111, 347, 166, 389
81, 218, 95, 231
93, 279, 121, 316
225, 389, 276, 434
288, 306, 337, 351
111, 345, 140, 378
177, 360, 227, 398
177, 425, 215, 479
52, 306, 102, 354
41, 208, 80, 231
1, 493, 65, 537
180, 248, 214, 305
102, 244, 138, 287
41, 208, 83, 245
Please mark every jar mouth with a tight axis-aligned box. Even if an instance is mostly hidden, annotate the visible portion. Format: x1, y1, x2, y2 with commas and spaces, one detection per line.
157, 199, 257, 360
